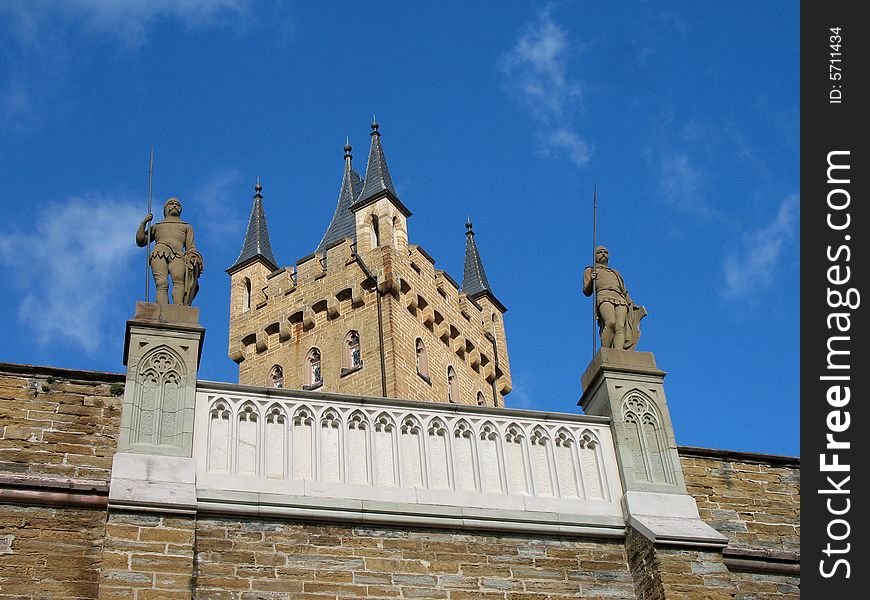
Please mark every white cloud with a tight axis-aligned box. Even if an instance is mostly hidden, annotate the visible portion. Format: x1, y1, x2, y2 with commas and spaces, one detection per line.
722, 195, 799, 300
540, 128, 592, 168
504, 374, 534, 410
2, 0, 251, 49
657, 152, 715, 218
187, 169, 246, 243
0, 194, 141, 353
501, 10, 591, 167
0, 0, 254, 133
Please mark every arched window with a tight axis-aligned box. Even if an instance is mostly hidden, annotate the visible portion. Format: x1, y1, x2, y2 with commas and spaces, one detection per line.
268, 365, 284, 388
371, 215, 380, 248
447, 366, 458, 403
477, 391, 486, 406
242, 278, 252, 312
415, 338, 430, 382
304, 348, 322, 389
348, 331, 361, 367
342, 331, 362, 375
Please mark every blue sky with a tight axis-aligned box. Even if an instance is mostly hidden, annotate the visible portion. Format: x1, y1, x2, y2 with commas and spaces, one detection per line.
0, 2, 799, 456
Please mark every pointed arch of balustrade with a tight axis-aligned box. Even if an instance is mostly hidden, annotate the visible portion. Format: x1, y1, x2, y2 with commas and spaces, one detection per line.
528, 425, 555, 496
504, 423, 530, 495
399, 414, 425, 488
346, 409, 371, 485
373, 412, 398, 486
235, 401, 260, 477
553, 427, 581, 499
576, 427, 608, 501
452, 419, 477, 491
264, 403, 288, 479
426, 417, 451, 489
319, 408, 342, 483
477, 420, 504, 494
291, 405, 315, 480
207, 397, 231, 473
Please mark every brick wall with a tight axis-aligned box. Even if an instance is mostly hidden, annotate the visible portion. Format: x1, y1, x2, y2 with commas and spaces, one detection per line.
678, 448, 800, 600
0, 504, 107, 599
678, 448, 800, 553
0, 364, 123, 600
193, 517, 636, 600
0, 364, 123, 484
98, 512, 195, 600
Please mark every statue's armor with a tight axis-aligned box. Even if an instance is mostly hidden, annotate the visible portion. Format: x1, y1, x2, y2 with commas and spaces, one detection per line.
151, 241, 183, 262
594, 267, 630, 308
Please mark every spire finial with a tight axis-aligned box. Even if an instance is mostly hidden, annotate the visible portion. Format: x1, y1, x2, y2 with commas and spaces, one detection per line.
465, 217, 474, 235
254, 177, 262, 198
344, 136, 352, 157
371, 114, 380, 136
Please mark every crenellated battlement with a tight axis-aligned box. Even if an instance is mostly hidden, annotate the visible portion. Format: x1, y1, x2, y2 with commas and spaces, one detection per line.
228, 228, 511, 406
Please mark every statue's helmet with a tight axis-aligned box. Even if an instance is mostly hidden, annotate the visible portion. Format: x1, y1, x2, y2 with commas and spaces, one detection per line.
594, 245, 609, 262
163, 197, 182, 217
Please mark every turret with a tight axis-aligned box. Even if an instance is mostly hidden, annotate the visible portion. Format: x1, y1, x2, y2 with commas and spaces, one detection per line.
316, 141, 363, 254
351, 120, 410, 255
461, 220, 511, 396
227, 180, 279, 362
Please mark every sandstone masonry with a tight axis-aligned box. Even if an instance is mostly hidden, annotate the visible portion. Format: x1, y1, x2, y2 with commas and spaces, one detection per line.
0, 364, 799, 599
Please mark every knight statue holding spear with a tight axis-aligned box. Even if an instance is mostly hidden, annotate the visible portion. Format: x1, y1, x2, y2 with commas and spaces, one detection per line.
136, 197, 204, 305
583, 245, 646, 351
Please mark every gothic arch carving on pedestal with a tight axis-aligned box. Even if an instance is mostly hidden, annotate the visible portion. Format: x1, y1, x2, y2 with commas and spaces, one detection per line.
621, 390, 675, 486
130, 345, 187, 450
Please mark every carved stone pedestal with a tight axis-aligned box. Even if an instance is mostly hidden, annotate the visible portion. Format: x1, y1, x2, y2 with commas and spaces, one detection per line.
580, 348, 726, 548
119, 302, 205, 457
99, 303, 205, 598
110, 301, 205, 512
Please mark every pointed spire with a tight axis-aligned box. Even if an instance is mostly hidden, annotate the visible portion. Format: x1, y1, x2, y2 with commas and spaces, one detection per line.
316, 140, 364, 253
461, 219, 506, 312
353, 118, 410, 216
227, 179, 279, 274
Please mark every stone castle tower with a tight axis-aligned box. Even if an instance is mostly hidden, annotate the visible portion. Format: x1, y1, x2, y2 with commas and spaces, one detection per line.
226, 121, 512, 406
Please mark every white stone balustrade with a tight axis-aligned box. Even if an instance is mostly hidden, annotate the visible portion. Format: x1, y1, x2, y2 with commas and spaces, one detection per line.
194, 382, 625, 536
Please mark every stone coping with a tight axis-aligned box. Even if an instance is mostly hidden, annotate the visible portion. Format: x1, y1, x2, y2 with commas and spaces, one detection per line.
678, 445, 800, 466
196, 379, 611, 425
0, 473, 109, 494
0, 361, 124, 382
197, 489, 626, 539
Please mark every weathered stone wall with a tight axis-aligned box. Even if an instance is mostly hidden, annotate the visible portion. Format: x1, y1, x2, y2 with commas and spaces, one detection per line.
193, 517, 635, 599
625, 526, 736, 600
679, 448, 800, 553
98, 512, 196, 600
0, 503, 107, 599
678, 447, 800, 599
0, 364, 123, 483
0, 364, 123, 600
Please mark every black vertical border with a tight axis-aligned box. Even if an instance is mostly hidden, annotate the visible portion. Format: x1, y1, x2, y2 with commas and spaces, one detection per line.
802, 2, 867, 596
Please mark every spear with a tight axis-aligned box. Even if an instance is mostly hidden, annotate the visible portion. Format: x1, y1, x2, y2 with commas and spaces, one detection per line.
144, 149, 154, 302
591, 181, 598, 359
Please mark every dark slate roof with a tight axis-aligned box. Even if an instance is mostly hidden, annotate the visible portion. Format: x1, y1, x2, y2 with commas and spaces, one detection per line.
461, 220, 506, 313
227, 182, 278, 274
316, 148, 363, 253
353, 121, 409, 215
